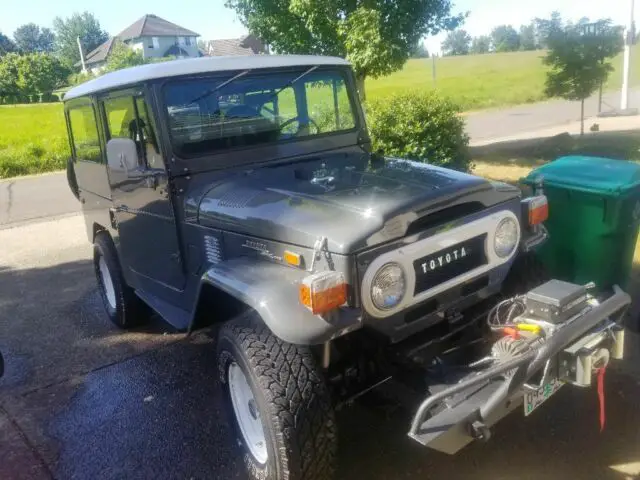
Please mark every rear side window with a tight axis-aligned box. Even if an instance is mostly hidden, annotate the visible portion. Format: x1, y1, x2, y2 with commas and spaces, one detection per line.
69, 105, 101, 162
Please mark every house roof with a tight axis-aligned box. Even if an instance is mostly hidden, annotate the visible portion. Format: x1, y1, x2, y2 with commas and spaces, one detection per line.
117, 14, 198, 40
207, 35, 266, 56
65, 55, 350, 100
77, 37, 115, 66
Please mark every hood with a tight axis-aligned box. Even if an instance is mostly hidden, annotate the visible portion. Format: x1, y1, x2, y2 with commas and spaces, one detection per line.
193, 153, 520, 254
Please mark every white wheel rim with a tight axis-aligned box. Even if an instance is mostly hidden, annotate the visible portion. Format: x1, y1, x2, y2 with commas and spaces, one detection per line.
98, 256, 116, 310
228, 362, 268, 464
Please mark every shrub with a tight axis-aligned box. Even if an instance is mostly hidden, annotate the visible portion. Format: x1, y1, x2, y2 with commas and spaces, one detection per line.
366, 91, 471, 172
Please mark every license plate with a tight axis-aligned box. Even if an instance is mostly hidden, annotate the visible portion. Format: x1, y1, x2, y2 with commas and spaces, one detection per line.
523, 378, 564, 416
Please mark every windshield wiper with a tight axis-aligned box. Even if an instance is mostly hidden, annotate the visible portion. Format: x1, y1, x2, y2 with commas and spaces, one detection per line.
268, 65, 318, 101
188, 69, 251, 104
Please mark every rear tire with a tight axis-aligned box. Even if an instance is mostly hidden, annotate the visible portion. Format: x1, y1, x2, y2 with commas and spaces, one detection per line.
93, 232, 149, 328
217, 313, 336, 480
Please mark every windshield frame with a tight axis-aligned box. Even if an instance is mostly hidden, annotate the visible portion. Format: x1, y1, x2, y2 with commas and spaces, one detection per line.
157, 65, 363, 165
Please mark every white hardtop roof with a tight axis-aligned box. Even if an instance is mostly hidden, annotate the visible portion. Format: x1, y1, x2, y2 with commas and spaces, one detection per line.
64, 55, 351, 101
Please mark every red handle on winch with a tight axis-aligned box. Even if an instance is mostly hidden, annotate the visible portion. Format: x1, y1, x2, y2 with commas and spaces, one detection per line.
596, 367, 606, 432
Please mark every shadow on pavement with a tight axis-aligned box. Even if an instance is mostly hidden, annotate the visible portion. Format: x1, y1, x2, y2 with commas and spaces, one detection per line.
471, 129, 640, 172
0, 258, 179, 399
1, 259, 640, 479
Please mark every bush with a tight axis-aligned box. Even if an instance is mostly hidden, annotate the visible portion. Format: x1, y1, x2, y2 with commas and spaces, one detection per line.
366, 91, 471, 172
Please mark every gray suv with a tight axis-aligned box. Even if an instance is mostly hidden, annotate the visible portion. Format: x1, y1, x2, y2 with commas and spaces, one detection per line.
64, 55, 630, 480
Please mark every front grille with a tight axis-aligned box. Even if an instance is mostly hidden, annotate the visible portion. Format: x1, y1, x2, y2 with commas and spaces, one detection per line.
412, 234, 487, 295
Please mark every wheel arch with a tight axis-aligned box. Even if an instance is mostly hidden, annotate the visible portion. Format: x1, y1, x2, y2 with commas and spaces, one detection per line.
190, 258, 361, 344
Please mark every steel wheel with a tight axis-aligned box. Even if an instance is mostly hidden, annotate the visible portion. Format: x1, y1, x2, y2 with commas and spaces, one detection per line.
98, 255, 116, 310
228, 361, 268, 464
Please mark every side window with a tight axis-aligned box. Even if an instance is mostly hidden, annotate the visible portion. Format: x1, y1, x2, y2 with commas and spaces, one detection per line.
103, 95, 164, 170
104, 96, 136, 139
135, 96, 164, 169
69, 105, 101, 162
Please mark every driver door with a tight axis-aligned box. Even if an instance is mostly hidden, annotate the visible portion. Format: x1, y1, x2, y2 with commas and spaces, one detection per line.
100, 88, 186, 294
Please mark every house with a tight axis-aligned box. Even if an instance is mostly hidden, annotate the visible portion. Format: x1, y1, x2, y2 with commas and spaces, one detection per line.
80, 14, 200, 73
206, 34, 268, 56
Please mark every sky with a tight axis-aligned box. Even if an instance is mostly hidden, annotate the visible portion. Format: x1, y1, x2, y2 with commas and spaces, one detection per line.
0, 0, 636, 54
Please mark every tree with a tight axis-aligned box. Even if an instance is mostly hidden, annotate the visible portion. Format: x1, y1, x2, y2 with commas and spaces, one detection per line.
535, 11, 563, 48
104, 40, 145, 72
442, 29, 471, 56
0, 32, 16, 57
410, 40, 429, 58
0, 53, 21, 99
519, 24, 537, 51
543, 21, 623, 135
225, 0, 464, 100
470, 35, 491, 54
13, 23, 55, 53
53, 12, 109, 68
491, 25, 520, 52
16, 53, 70, 98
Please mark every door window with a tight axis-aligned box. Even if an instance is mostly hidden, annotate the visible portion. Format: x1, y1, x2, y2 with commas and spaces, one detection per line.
69, 105, 101, 162
103, 94, 164, 170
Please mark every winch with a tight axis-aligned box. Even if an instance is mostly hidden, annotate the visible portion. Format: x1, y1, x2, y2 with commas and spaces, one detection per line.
408, 279, 630, 454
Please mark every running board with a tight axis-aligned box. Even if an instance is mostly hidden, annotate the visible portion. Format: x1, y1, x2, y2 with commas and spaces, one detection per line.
135, 290, 190, 331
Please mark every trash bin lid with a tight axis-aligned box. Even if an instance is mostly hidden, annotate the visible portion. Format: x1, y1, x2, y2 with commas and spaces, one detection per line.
524, 155, 640, 196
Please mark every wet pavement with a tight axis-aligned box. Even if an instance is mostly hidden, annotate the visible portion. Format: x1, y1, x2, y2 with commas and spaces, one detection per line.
2, 214, 640, 480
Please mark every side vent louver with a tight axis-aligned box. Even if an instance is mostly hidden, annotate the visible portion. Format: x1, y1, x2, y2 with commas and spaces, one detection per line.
204, 235, 222, 264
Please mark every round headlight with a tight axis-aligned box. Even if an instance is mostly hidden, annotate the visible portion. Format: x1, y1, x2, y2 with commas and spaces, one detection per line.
371, 263, 406, 310
494, 217, 519, 258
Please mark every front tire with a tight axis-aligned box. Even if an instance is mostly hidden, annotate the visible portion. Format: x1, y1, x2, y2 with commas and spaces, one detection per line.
217, 313, 336, 480
93, 232, 149, 329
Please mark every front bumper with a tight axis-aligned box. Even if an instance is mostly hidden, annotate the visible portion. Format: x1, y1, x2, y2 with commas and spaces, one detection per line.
408, 285, 631, 454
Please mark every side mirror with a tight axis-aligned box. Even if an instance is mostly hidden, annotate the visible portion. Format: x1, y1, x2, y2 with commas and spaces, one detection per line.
106, 138, 139, 174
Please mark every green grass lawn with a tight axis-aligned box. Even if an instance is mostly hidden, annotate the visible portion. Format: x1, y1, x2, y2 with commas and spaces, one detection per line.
367, 46, 640, 111
0, 103, 68, 178
3, 46, 640, 179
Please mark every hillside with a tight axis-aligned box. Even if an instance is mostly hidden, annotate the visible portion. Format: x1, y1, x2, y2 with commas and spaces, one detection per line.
367, 46, 640, 111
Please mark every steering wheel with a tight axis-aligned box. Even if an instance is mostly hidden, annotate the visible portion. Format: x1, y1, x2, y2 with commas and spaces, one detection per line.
278, 116, 321, 136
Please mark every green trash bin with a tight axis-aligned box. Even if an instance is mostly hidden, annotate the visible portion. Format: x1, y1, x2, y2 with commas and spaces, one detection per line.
523, 155, 640, 290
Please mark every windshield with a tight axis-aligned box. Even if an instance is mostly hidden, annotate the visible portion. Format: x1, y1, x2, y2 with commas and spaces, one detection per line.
164, 68, 357, 157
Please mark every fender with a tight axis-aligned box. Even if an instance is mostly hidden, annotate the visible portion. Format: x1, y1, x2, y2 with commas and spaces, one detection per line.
199, 258, 361, 345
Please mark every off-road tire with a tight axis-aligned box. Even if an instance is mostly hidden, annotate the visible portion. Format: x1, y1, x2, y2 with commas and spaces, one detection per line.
502, 252, 550, 297
217, 313, 337, 480
93, 232, 149, 329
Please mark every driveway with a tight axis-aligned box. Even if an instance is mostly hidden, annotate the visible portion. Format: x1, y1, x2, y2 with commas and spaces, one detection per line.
2, 213, 640, 479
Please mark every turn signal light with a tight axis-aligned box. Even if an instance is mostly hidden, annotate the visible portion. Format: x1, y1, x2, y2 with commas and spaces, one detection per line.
299, 271, 347, 315
528, 195, 548, 225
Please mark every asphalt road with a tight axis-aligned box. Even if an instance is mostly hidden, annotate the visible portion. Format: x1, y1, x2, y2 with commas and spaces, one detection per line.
2, 213, 640, 479
465, 88, 640, 143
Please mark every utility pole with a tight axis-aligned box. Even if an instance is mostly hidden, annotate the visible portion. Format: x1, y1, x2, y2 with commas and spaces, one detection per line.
621, 0, 635, 110
431, 53, 436, 86
77, 36, 87, 74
